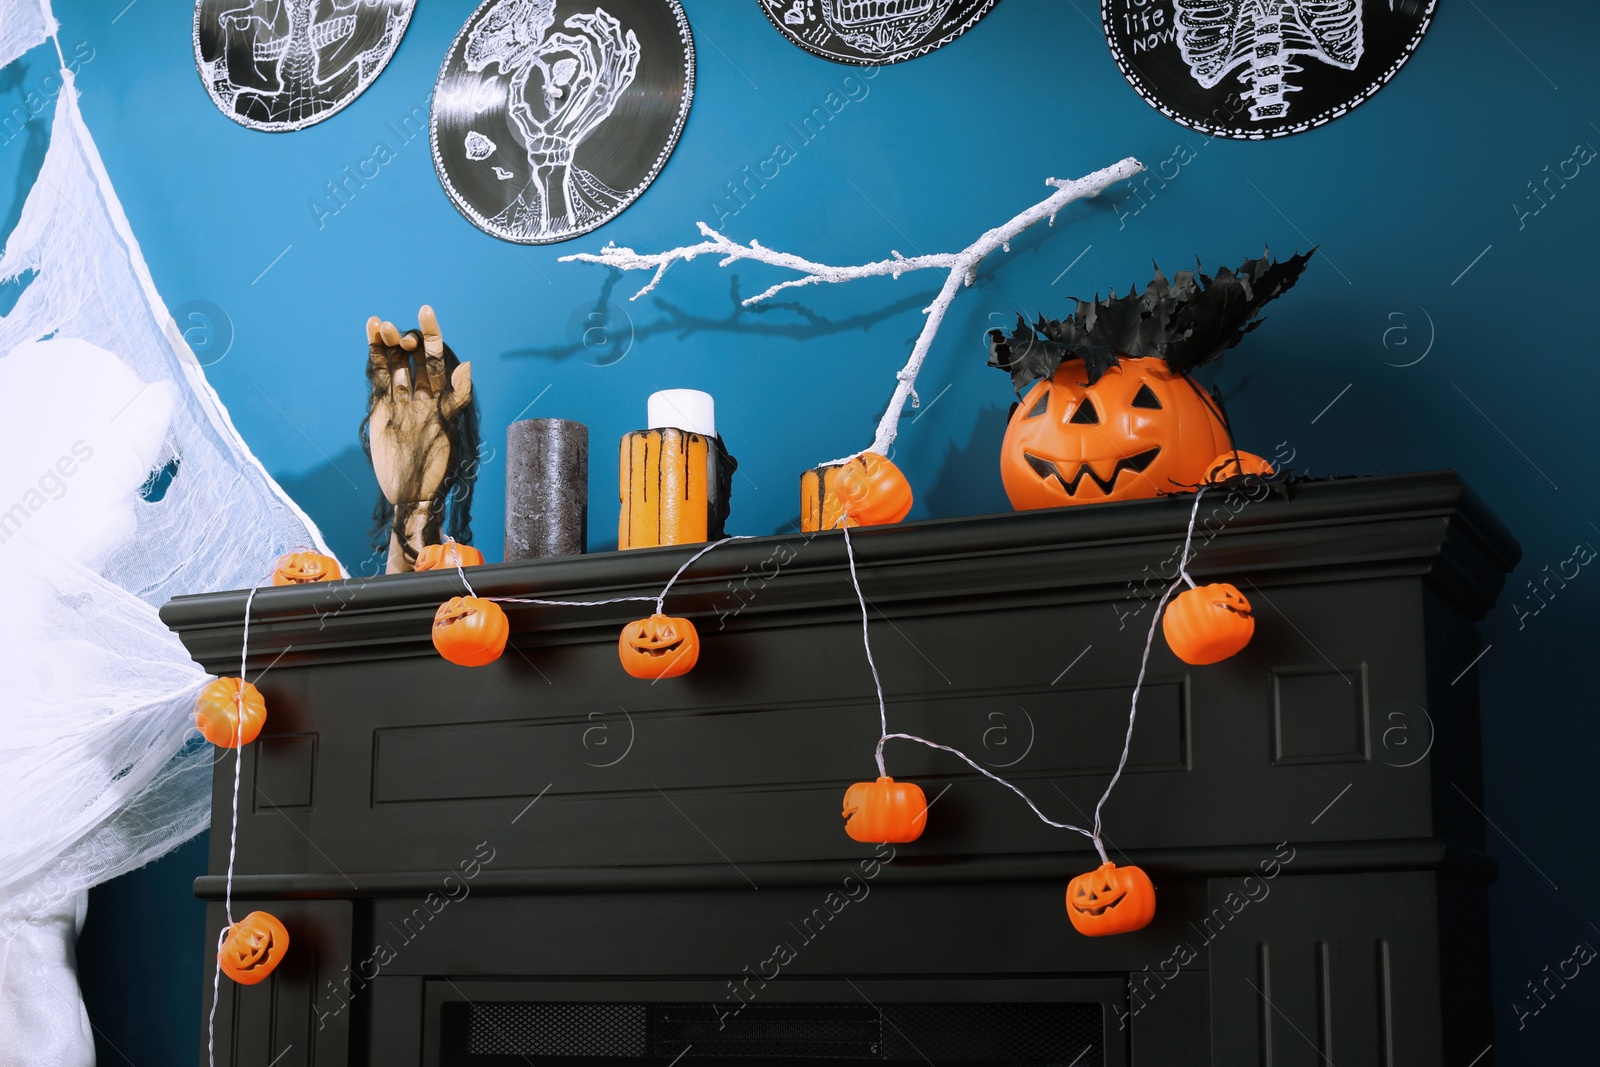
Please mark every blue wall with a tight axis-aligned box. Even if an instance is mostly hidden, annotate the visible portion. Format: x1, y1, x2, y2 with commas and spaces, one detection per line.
11, 0, 1594, 1061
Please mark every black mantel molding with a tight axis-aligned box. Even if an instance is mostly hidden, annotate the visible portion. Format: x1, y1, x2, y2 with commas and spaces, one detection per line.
163, 470, 1519, 674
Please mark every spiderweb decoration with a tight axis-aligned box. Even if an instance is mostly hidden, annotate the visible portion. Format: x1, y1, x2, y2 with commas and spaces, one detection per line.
0, 10, 331, 1060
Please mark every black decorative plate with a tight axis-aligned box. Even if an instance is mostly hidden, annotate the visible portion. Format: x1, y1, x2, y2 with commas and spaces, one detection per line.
1103, 0, 1437, 139
759, 0, 1001, 65
432, 0, 694, 245
194, 0, 415, 132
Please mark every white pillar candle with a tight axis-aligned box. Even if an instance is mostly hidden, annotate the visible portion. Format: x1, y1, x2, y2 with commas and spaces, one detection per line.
647, 389, 715, 438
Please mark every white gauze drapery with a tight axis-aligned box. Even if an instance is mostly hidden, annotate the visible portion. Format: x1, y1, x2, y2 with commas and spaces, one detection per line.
0, 26, 335, 1066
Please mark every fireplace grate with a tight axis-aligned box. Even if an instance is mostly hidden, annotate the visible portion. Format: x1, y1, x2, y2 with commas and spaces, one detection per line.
461, 1000, 1102, 1065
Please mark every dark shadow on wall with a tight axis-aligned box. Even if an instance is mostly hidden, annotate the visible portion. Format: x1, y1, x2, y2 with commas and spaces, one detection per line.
273, 444, 386, 576
78, 832, 209, 1067
504, 273, 942, 363
921, 400, 1014, 521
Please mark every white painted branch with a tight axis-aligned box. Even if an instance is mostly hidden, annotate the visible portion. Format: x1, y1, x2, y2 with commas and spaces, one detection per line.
559, 156, 1144, 460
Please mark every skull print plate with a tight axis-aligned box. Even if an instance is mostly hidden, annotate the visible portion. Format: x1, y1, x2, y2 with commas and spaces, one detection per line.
760, 0, 1000, 65
1102, 0, 1438, 139
194, 0, 417, 132
431, 0, 694, 244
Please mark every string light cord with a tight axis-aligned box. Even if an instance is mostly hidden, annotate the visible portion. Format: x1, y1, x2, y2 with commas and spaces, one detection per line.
846, 490, 1211, 865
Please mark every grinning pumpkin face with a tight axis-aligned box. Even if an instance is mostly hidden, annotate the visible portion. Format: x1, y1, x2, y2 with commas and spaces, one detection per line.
431, 596, 510, 667
841, 776, 928, 843
618, 614, 700, 679
195, 677, 267, 748
415, 542, 486, 572
1000, 357, 1231, 510
271, 550, 341, 585
218, 910, 290, 985
1162, 582, 1254, 665
1065, 862, 1156, 936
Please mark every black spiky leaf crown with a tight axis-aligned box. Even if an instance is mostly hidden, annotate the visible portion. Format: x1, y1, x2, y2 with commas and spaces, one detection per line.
987, 250, 1315, 392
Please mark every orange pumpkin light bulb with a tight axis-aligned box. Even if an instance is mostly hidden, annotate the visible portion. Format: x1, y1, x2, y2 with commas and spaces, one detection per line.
271, 550, 341, 585
841, 776, 928, 843
431, 596, 510, 666
1000, 357, 1231, 510
1065, 862, 1156, 936
195, 677, 267, 748
1204, 450, 1275, 484
415, 542, 486, 572
826, 453, 914, 528
218, 910, 290, 984
618, 614, 700, 679
1162, 582, 1255, 665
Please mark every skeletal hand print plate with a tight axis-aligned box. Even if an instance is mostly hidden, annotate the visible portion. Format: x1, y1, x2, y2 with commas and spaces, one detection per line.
1103, 0, 1437, 139
194, 0, 416, 132
432, 0, 693, 244
759, 0, 1001, 66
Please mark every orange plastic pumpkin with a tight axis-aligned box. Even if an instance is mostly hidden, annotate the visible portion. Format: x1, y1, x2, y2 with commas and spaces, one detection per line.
431, 596, 509, 666
271, 550, 341, 585
195, 677, 267, 748
1066, 862, 1156, 936
826, 453, 914, 528
1162, 582, 1254, 664
1204, 450, 1275, 484
841, 776, 928, 843
218, 910, 290, 985
1000, 357, 1231, 510
618, 614, 700, 679
415, 542, 486, 572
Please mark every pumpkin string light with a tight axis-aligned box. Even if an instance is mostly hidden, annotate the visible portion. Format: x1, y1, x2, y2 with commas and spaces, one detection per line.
837, 487, 1226, 926
439, 535, 752, 675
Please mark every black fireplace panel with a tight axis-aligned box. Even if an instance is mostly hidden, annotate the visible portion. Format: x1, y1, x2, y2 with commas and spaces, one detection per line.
168, 474, 1519, 1067
448, 1000, 1105, 1065
430, 981, 1122, 1067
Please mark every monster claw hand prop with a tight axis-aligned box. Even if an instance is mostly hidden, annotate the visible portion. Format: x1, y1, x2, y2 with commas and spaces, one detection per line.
362, 304, 480, 573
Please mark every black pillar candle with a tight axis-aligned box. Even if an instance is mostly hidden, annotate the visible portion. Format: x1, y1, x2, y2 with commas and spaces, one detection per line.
506, 418, 588, 560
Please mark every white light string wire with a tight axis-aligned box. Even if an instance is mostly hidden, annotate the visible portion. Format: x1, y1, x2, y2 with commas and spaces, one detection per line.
844, 488, 1210, 865
447, 535, 751, 613
208, 576, 264, 1067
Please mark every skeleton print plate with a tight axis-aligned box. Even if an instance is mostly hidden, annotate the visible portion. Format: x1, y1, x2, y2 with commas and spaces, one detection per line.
194, 0, 416, 132
1103, 0, 1437, 139
759, 0, 1001, 66
431, 0, 694, 245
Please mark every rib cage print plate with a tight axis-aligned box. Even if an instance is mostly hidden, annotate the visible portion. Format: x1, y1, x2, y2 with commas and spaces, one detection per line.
194, 0, 416, 132
760, 0, 1001, 66
431, 0, 694, 244
1103, 0, 1437, 139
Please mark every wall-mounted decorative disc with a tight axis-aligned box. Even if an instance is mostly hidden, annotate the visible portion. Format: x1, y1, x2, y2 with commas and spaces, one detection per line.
432, 0, 694, 245
759, 0, 1000, 66
1103, 0, 1437, 139
194, 0, 416, 132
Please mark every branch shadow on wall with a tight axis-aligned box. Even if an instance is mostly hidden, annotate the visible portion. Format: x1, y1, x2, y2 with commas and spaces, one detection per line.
503, 271, 942, 363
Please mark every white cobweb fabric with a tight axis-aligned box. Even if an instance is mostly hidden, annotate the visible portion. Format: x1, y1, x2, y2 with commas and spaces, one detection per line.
0, 40, 335, 1067
0, 0, 52, 71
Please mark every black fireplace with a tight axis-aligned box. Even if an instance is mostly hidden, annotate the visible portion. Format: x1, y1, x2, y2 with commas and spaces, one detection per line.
164, 471, 1517, 1067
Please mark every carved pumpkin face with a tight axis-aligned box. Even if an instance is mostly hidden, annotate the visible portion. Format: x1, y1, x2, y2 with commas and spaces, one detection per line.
218, 910, 290, 985
1065, 862, 1156, 936
271, 550, 341, 585
415, 542, 486, 572
841, 776, 927, 843
195, 677, 267, 748
431, 596, 510, 667
1001, 357, 1231, 509
826, 453, 914, 528
618, 614, 699, 679
1162, 582, 1254, 665
1204, 450, 1275, 485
